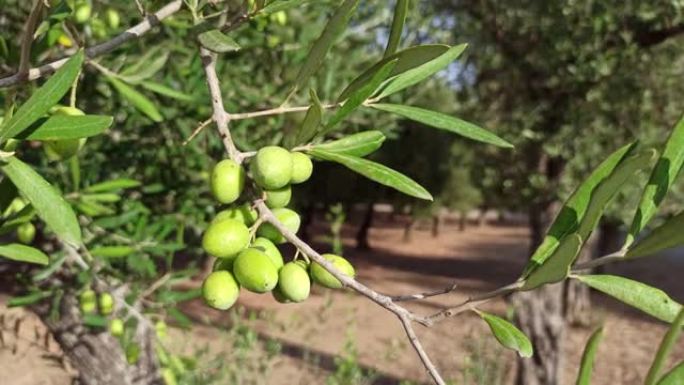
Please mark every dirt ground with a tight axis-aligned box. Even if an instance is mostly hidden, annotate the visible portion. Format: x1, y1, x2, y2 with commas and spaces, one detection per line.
1, 215, 683, 385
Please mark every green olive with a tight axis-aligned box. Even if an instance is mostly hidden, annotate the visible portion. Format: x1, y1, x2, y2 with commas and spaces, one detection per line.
45, 107, 87, 160
16, 222, 36, 244
202, 218, 250, 259
105, 8, 120, 29
290, 152, 313, 184
79, 289, 96, 314
210, 159, 245, 204
109, 318, 124, 337
251, 146, 293, 190
74, 4, 92, 24
214, 204, 258, 225
126, 344, 140, 364
98, 292, 114, 315
256, 208, 300, 244
233, 248, 279, 293
309, 254, 355, 289
277, 262, 310, 302
155, 321, 167, 339
251, 237, 283, 269
264, 185, 292, 208
202, 270, 240, 310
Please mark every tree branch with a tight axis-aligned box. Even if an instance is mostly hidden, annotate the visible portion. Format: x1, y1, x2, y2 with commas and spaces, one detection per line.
18, 0, 45, 78
0, 0, 183, 88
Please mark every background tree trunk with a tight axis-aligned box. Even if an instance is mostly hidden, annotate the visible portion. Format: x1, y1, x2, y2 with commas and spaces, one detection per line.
355, 202, 374, 250
431, 212, 442, 238
459, 210, 467, 231
33, 291, 160, 385
403, 218, 416, 242
564, 230, 599, 326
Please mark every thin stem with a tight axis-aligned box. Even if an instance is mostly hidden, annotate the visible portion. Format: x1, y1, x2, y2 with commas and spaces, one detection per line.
229, 103, 340, 120
0, 0, 184, 88
18, 0, 45, 77
399, 314, 447, 385
571, 250, 625, 271
182, 118, 213, 145
390, 283, 459, 302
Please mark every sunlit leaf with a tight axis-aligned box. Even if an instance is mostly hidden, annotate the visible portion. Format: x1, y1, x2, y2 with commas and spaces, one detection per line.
84, 178, 140, 193
108, 77, 163, 122
383, 0, 408, 58
198, 30, 241, 53
522, 233, 582, 290
312, 130, 385, 157
479, 312, 533, 358
309, 148, 432, 200
18, 115, 112, 140
626, 211, 684, 258
0, 243, 49, 265
574, 274, 682, 323
575, 327, 604, 385
259, 0, 311, 14
140, 81, 194, 102
645, 309, 684, 385
369, 103, 512, 148
658, 363, 684, 385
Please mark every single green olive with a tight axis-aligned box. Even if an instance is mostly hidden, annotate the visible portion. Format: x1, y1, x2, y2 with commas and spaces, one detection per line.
126, 344, 141, 364
202, 218, 250, 259
202, 270, 240, 310
109, 318, 124, 337
74, 4, 92, 24
251, 237, 283, 269
155, 321, 167, 339
233, 248, 279, 293
277, 262, 310, 302
309, 254, 355, 289
105, 8, 120, 29
210, 159, 245, 204
256, 208, 300, 244
16, 222, 36, 244
214, 204, 258, 226
98, 292, 114, 315
290, 152, 313, 184
264, 185, 292, 208
45, 107, 87, 160
251, 146, 293, 190
79, 289, 97, 314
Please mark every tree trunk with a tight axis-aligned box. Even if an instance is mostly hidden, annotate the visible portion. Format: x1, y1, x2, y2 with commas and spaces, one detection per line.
355, 202, 374, 250
403, 218, 416, 242
513, 201, 564, 385
564, 230, 599, 327
431, 213, 441, 238
477, 205, 488, 226
33, 291, 160, 385
459, 210, 467, 231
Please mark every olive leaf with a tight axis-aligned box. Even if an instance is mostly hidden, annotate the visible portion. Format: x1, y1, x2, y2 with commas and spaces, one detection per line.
198, 30, 241, 53
658, 363, 684, 385
0, 243, 49, 265
294, 89, 324, 145
574, 274, 682, 323
107, 77, 163, 122
521, 233, 582, 290
308, 148, 432, 200
626, 211, 684, 258
18, 115, 112, 140
479, 312, 533, 358
0, 50, 84, 142
383, 0, 408, 58
575, 327, 604, 385
312, 130, 386, 157
626, 114, 684, 247
645, 309, 684, 385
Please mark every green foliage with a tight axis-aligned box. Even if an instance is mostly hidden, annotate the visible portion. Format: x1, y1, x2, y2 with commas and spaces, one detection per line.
575, 327, 604, 385
478, 311, 533, 358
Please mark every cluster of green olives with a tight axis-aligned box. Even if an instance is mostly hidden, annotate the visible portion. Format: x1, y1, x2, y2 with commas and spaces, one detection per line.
201, 146, 355, 310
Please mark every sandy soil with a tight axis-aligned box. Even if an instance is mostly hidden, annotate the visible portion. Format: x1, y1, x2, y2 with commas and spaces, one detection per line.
1, 216, 683, 385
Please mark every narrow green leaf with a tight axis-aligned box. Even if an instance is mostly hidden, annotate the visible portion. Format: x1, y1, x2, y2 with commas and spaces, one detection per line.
312, 130, 386, 157
370, 103, 512, 148
118, 51, 169, 83
574, 275, 682, 323
8, 291, 52, 307
575, 327, 604, 385
197, 29, 241, 53
627, 115, 684, 247
292, 0, 360, 94
108, 77, 163, 122
522, 233, 582, 290
575, 149, 658, 242
479, 312, 533, 358
326, 59, 397, 129
0, 243, 49, 265
18, 115, 112, 140
84, 178, 140, 193
0, 50, 84, 141
337, 45, 450, 102
626, 211, 684, 258
1, 157, 81, 245
259, 0, 311, 14
91, 245, 136, 259
383, 0, 408, 58
82, 314, 108, 328
522, 142, 637, 277
0, 177, 18, 213
658, 363, 684, 385
377, 43, 467, 99
646, 309, 684, 385
294, 89, 324, 145
309, 148, 432, 200
140, 81, 194, 102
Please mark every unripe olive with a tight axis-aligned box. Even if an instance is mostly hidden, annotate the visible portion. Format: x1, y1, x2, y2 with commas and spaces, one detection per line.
91, 18, 108, 39
109, 318, 124, 337
310, 254, 355, 289
4, 197, 27, 217
169, 355, 186, 375
277, 262, 310, 302
251, 146, 293, 190
256, 208, 300, 244
233, 248, 279, 293
79, 289, 96, 313
16, 222, 36, 244
252, 237, 283, 269
210, 159, 245, 204
105, 8, 120, 29
294, 259, 309, 271
290, 152, 313, 184
265, 185, 291, 208
74, 4, 92, 24
98, 292, 114, 315
202, 270, 240, 310
161, 368, 178, 385
155, 320, 167, 339
214, 204, 258, 225
202, 218, 250, 259
46, 107, 87, 160
126, 344, 140, 364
